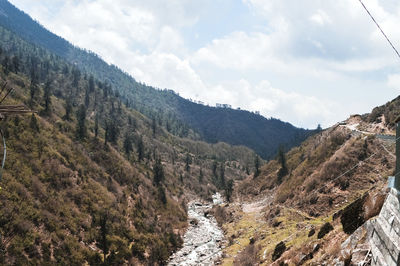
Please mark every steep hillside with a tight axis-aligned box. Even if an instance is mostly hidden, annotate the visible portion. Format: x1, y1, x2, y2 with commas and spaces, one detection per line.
215, 113, 396, 265
0, 25, 258, 265
366, 95, 400, 129
0, 0, 313, 159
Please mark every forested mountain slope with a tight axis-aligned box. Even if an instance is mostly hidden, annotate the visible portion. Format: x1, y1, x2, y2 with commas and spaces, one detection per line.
0, 0, 313, 159
0, 24, 256, 264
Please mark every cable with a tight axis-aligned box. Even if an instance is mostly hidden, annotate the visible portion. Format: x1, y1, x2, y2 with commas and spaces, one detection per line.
305, 132, 400, 201
0, 88, 13, 105
358, 0, 400, 60
0, 129, 6, 187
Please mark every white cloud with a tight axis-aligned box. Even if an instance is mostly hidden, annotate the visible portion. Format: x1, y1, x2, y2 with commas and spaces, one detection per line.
387, 74, 400, 90
180, 78, 336, 128
129, 52, 206, 99
309, 10, 332, 26
8, 0, 400, 128
244, 0, 400, 60
242, 80, 335, 128
191, 31, 275, 71
155, 26, 186, 56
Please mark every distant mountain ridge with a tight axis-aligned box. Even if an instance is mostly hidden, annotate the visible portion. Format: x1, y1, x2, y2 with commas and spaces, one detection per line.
0, 0, 313, 158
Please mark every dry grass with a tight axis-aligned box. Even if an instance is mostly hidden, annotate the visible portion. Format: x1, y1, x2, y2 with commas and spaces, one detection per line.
221, 122, 392, 265
233, 243, 261, 266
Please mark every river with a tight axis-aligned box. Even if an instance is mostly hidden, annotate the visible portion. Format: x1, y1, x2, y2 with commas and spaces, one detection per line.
168, 193, 224, 265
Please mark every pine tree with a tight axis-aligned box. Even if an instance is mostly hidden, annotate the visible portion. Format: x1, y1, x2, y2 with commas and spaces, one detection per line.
89, 75, 95, 92
30, 114, 40, 133
254, 155, 261, 178
153, 158, 164, 186
12, 56, 20, 73
64, 97, 72, 120
158, 186, 167, 205
212, 161, 218, 178
30, 59, 39, 87
106, 120, 119, 144
137, 136, 144, 162
219, 163, 225, 189
94, 114, 99, 138
104, 123, 109, 146
43, 79, 52, 115
2, 56, 10, 75
29, 83, 37, 105
152, 117, 156, 137
185, 153, 191, 172
179, 173, 184, 183
199, 168, 204, 183
72, 67, 81, 87
225, 179, 234, 202
277, 146, 288, 184
123, 133, 133, 158
99, 211, 109, 262
84, 87, 90, 107
76, 104, 87, 140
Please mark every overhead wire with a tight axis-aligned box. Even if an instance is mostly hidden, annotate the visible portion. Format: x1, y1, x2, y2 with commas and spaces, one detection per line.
302, 132, 400, 203
189, 2, 400, 264
0, 129, 5, 189
358, 0, 400, 60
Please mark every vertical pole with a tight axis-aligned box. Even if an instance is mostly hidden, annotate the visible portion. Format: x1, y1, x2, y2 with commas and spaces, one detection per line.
395, 122, 400, 191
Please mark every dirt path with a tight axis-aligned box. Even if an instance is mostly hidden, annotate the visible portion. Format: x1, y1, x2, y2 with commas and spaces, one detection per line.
242, 196, 271, 213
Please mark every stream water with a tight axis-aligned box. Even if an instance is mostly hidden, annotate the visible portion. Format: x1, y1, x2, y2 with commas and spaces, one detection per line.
168, 193, 224, 265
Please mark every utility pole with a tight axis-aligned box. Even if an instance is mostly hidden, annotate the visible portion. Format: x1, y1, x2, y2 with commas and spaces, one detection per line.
395, 119, 400, 191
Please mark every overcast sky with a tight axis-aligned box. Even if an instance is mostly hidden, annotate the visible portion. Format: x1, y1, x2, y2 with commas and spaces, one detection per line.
9, 0, 400, 128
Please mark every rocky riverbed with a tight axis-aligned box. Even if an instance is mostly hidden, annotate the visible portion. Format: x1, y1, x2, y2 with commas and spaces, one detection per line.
168, 193, 224, 265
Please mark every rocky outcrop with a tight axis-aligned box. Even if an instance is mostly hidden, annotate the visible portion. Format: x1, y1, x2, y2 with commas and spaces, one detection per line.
339, 190, 387, 235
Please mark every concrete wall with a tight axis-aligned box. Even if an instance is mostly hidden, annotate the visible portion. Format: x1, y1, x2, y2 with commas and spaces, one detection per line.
369, 188, 400, 266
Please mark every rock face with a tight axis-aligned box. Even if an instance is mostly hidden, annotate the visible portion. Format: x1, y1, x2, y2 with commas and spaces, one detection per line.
168, 194, 224, 265
340, 194, 367, 234
340, 190, 386, 235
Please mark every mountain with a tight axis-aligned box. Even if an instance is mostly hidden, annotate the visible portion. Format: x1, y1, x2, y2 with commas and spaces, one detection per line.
0, 0, 313, 159
367, 95, 400, 129
0, 23, 259, 264
215, 109, 396, 264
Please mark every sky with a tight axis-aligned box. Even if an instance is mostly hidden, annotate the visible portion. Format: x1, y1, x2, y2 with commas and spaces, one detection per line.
9, 0, 400, 128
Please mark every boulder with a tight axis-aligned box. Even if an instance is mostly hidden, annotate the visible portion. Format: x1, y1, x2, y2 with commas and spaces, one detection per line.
272, 241, 286, 261
317, 222, 333, 239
